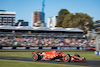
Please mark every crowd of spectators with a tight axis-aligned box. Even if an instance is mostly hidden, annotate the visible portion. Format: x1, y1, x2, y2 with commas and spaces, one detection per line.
0, 37, 94, 47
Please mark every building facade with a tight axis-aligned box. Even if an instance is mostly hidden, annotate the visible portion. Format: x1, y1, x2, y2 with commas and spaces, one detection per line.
32, 11, 45, 27
86, 20, 100, 39
15, 20, 28, 26
48, 15, 58, 28
32, 11, 41, 24
94, 20, 100, 32
0, 10, 16, 26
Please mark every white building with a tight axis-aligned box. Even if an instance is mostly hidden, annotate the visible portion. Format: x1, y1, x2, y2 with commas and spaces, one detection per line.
48, 15, 58, 28
0, 10, 16, 26
94, 20, 100, 32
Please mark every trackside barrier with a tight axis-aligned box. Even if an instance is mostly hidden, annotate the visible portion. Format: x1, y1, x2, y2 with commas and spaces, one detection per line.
16, 47, 26, 49
42, 47, 52, 49
2, 47, 13, 49
30, 47, 39, 49
95, 51, 100, 55
79, 47, 91, 50
0, 46, 91, 50
57, 47, 77, 50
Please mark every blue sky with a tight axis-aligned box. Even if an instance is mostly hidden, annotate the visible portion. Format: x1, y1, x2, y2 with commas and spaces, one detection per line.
0, 0, 100, 27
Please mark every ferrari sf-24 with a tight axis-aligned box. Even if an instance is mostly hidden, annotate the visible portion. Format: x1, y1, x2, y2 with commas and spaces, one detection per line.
32, 50, 86, 62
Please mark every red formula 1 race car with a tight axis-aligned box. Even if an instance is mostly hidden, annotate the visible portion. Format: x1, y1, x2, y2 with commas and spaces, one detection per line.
32, 50, 86, 62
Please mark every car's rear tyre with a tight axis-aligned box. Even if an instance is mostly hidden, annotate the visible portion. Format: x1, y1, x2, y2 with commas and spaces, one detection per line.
62, 54, 70, 62
32, 53, 38, 61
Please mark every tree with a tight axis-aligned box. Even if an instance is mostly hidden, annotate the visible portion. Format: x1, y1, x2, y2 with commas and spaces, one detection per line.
74, 13, 93, 32
62, 13, 74, 28
62, 13, 93, 33
56, 9, 93, 34
56, 9, 70, 27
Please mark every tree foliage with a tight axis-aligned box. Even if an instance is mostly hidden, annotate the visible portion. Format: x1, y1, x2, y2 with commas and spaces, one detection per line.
56, 9, 93, 33
62, 13, 74, 28
56, 9, 70, 27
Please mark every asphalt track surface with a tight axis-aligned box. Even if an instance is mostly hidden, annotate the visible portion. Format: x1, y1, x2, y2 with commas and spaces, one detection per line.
0, 50, 100, 67
0, 56, 100, 67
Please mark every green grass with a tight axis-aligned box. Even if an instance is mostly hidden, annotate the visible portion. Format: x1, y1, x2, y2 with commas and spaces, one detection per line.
0, 59, 87, 67
0, 52, 32, 58
0, 52, 100, 60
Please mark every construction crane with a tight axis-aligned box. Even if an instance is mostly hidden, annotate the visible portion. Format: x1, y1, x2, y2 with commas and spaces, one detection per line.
41, 0, 45, 23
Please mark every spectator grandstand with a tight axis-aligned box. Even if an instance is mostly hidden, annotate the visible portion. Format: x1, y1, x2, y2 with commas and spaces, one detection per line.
0, 26, 84, 39
0, 37, 94, 47
0, 26, 94, 48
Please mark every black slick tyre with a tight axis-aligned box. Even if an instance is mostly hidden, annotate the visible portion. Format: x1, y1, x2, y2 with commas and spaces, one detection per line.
32, 53, 38, 61
62, 54, 70, 62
